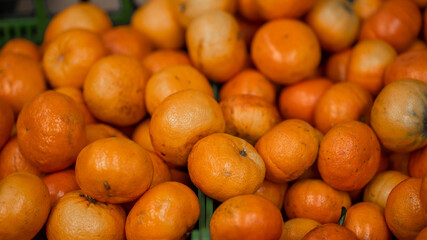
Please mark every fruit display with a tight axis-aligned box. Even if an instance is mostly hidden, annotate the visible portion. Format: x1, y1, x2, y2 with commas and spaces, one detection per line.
1, 0, 427, 239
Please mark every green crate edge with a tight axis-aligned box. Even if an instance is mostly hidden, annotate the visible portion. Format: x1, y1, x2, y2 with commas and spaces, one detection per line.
0, 0, 134, 46
190, 83, 219, 240
191, 190, 213, 240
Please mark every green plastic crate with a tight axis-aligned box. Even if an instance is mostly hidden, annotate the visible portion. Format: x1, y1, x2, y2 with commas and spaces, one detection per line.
191, 190, 214, 240
191, 82, 219, 240
0, 0, 50, 46
0, 0, 134, 46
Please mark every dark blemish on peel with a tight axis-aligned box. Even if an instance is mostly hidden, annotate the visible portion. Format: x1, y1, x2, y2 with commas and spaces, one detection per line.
239, 148, 247, 157
103, 181, 111, 190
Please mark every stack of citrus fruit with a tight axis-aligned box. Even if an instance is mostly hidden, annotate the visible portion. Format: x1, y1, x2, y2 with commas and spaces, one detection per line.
1, 0, 427, 239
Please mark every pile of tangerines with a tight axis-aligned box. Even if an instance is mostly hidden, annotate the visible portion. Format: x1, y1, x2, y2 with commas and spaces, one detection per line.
1, 0, 427, 239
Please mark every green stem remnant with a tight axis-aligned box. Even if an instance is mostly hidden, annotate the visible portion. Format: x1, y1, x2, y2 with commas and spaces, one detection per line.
338, 206, 347, 226
80, 193, 97, 204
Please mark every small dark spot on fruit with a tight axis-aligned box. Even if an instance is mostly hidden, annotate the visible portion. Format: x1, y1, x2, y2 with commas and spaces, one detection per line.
67, 133, 72, 145
103, 181, 111, 190
239, 148, 247, 157
160, 152, 166, 156
197, 38, 204, 69
179, 4, 186, 11
108, 193, 115, 197
342, 1, 354, 14
119, 105, 135, 117
25, 128, 29, 132
12, 156, 17, 171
